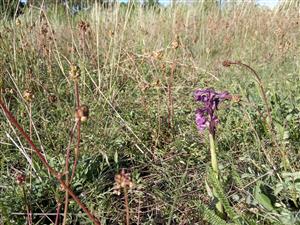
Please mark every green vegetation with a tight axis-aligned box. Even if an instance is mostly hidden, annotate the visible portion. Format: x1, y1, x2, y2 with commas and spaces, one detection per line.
0, 1, 299, 224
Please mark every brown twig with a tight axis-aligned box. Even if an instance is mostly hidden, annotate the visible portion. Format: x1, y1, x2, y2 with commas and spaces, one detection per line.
54, 202, 61, 225
124, 187, 130, 225
70, 81, 81, 183
63, 79, 81, 225
28, 102, 33, 225
62, 121, 77, 225
0, 98, 101, 225
70, 122, 80, 183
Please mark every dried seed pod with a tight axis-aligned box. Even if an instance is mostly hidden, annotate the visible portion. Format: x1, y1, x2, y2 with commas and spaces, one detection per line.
15, 18, 21, 26
152, 50, 164, 60
231, 95, 242, 103
69, 65, 80, 81
75, 105, 89, 122
108, 30, 114, 37
23, 90, 34, 102
222, 60, 232, 67
171, 40, 179, 49
113, 169, 134, 195
78, 20, 90, 33
171, 35, 180, 49
16, 174, 26, 185
48, 93, 57, 103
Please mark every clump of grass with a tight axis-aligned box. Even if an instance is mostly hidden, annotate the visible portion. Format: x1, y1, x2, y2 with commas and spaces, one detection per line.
0, 1, 299, 224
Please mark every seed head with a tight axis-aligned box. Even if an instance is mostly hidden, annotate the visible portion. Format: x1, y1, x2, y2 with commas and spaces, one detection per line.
78, 20, 90, 33
75, 105, 89, 122
16, 19, 21, 26
171, 41, 179, 49
16, 174, 26, 185
69, 65, 80, 81
152, 50, 164, 60
113, 169, 134, 195
231, 95, 242, 103
108, 30, 114, 37
23, 90, 34, 102
48, 93, 57, 103
171, 35, 180, 49
222, 60, 232, 67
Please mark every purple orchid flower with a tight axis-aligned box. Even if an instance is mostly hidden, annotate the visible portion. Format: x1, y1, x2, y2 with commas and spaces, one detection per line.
194, 88, 231, 136
195, 108, 209, 131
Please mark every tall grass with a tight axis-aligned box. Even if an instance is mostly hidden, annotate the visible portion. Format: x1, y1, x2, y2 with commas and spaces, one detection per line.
0, 1, 299, 224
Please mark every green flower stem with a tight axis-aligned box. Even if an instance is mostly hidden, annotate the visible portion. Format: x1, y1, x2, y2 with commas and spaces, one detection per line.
209, 133, 218, 175
209, 133, 223, 214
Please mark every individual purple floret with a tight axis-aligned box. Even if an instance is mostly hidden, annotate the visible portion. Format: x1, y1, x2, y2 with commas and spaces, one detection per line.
194, 88, 231, 110
194, 88, 231, 135
195, 108, 208, 131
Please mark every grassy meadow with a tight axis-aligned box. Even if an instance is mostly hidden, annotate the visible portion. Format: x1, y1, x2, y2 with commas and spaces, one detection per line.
0, 1, 300, 224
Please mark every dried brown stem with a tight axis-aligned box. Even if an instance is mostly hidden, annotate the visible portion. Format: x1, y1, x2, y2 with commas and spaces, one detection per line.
70, 120, 81, 183
124, 187, 130, 225
75, 82, 80, 108
0, 98, 101, 225
223, 60, 273, 133
62, 121, 77, 225
63, 80, 81, 225
28, 102, 33, 225
54, 202, 61, 225
70, 81, 81, 183
223, 60, 290, 170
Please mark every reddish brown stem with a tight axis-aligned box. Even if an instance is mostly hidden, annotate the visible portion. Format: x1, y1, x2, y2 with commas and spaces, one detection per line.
223, 60, 290, 171
65, 123, 77, 180
54, 202, 61, 225
63, 80, 81, 225
75, 82, 80, 108
28, 102, 33, 225
223, 60, 273, 133
124, 187, 130, 225
62, 121, 77, 225
70, 81, 81, 184
70, 120, 81, 183
0, 98, 101, 225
